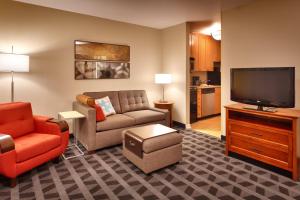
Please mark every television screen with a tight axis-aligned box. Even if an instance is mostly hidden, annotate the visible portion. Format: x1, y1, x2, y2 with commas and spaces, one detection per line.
231, 67, 295, 108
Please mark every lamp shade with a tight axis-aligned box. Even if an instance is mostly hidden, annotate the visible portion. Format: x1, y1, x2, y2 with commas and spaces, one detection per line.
155, 74, 172, 84
0, 53, 29, 72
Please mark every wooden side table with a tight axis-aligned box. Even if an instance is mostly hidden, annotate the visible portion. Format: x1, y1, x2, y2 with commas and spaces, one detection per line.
154, 101, 173, 127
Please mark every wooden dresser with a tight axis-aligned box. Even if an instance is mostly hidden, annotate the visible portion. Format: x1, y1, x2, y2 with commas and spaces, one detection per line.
225, 104, 300, 180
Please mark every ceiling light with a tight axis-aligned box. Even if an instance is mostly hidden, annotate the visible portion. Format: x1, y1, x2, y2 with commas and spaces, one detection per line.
211, 30, 221, 40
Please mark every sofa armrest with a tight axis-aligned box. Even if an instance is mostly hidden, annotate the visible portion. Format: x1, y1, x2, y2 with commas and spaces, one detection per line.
149, 107, 170, 127
34, 116, 69, 135
0, 134, 15, 154
73, 102, 97, 151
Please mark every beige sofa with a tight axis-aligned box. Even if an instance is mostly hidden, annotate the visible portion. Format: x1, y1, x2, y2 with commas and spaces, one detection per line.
73, 90, 170, 152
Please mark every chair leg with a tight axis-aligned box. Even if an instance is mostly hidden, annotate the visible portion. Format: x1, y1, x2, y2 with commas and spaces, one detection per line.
9, 178, 17, 188
52, 156, 61, 164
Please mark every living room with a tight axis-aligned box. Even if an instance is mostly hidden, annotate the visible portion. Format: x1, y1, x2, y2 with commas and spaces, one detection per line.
0, 0, 300, 199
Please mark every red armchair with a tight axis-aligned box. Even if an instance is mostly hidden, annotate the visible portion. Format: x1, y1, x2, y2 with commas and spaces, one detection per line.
0, 102, 69, 187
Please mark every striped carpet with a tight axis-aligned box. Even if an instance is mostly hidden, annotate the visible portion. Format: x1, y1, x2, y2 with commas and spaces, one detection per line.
1, 129, 300, 200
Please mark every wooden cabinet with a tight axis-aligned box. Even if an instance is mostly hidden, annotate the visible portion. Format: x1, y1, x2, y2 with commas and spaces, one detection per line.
154, 101, 173, 127
214, 87, 221, 114
190, 33, 221, 72
190, 34, 199, 70
225, 104, 300, 180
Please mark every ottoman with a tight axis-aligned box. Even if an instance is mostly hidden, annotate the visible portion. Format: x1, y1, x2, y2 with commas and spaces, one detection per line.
123, 124, 183, 174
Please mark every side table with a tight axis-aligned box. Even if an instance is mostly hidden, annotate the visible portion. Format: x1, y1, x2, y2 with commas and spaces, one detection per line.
154, 101, 173, 127
58, 111, 85, 159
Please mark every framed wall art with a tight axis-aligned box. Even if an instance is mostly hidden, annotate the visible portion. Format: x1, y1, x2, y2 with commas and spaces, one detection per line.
74, 40, 130, 79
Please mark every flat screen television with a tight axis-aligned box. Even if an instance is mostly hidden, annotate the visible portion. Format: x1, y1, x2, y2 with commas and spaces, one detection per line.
231, 67, 295, 111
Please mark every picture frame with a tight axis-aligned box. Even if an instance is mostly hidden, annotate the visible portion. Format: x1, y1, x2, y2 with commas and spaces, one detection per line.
74, 40, 130, 79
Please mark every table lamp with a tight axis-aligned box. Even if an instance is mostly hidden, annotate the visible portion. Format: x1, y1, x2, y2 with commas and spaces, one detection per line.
155, 73, 172, 103
0, 48, 29, 102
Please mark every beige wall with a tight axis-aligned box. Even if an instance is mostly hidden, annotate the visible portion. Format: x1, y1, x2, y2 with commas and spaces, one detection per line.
221, 0, 300, 135
162, 23, 189, 124
0, 0, 162, 117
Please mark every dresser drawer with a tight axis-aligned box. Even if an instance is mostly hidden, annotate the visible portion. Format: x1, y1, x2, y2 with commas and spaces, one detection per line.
230, 135, 289, 163
230, 122, 289, 145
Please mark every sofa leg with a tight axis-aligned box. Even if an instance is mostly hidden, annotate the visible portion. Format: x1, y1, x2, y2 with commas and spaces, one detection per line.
52, 156, 61, 164
9, 178, 17, 188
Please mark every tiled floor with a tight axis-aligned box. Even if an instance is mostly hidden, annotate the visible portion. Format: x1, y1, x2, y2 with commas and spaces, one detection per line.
191, 115, 221, 138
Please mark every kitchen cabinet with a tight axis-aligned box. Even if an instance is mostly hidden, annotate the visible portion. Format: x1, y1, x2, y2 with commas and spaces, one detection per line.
214, 87, 221, 114
190, 33, 221, 72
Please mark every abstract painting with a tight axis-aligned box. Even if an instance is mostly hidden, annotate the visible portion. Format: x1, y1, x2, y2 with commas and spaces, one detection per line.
74, 40, 130, 79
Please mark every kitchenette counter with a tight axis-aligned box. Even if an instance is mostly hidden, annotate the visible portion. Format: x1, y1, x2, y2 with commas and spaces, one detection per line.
190, 85, 221, 89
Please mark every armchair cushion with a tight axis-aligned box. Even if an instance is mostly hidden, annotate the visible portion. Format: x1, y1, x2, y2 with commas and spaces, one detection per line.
14, 133, 61, 163
0, 102, 34, 138
123, 110, 165, 125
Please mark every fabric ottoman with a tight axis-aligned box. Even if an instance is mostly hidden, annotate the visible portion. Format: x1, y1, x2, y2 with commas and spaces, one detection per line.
122, 124, 183, 174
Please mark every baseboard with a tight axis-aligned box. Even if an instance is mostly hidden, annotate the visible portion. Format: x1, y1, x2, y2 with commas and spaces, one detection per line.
173, 121, 186, 129
221, 135, 226, 141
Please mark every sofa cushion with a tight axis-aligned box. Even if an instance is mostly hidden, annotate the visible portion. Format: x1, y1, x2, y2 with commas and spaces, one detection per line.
0, 102, 35, 138
119, 90, 149, 113
84, 91, 121, 114
123, 110, 165, 125
96, 114, 135, 132
14, 133, 61, 163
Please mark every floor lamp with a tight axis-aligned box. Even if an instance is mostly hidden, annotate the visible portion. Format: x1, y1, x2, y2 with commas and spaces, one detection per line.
0, 48, 29, 102
155, 73, 172, 103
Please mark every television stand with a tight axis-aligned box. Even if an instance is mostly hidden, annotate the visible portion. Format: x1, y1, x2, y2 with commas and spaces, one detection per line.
243, 105, 277, 113
225, 104, 300, 180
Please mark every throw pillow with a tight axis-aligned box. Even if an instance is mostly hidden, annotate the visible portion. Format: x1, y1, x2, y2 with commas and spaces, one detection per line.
94, 104, 106, 122
76, 94, 95, 107
76, 94, 106, 121
95, 96, 116, 116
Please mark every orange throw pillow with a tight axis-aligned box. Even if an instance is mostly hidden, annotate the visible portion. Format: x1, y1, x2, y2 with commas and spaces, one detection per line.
94, 104, 106, 122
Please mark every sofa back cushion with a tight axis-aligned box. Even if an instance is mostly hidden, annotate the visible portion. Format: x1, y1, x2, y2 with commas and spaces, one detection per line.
119, 90, 149, 113
83, 91, 122, 114
0, 102, 35, 138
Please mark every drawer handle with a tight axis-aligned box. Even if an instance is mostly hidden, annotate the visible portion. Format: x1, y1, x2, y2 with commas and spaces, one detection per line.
250, 148, 261, 153
129, 140, 135, 147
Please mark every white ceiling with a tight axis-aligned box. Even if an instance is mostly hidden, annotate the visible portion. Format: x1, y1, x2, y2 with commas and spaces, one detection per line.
15, 0, 254, 29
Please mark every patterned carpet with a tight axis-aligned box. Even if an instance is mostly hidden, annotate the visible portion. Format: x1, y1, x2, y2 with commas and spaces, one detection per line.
1, 129, 300, 200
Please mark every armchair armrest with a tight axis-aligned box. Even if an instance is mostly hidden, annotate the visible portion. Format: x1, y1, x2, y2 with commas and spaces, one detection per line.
0, 134, 15, 154
47, 119, 69, 132
34, 115, 69, 135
